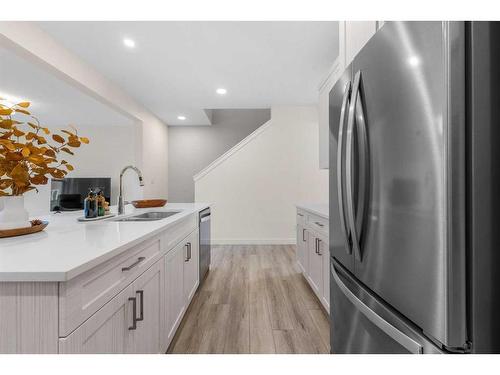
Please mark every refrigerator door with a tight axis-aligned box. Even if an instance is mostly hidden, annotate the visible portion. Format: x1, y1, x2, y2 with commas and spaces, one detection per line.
348, 22, 467, 348
329, 65, 355, 273
330, 258, 443, 354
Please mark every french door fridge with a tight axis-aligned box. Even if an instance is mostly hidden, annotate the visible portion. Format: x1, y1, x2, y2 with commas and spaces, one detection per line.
329, 21, 500, 354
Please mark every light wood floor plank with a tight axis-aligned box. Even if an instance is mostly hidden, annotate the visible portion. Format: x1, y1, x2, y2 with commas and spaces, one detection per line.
249, 254, 276, 353
309, 308, 331, 352
167, 244, 330, 354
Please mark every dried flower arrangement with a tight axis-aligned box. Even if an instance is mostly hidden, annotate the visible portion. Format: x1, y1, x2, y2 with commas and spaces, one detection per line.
0, 99, 89, 196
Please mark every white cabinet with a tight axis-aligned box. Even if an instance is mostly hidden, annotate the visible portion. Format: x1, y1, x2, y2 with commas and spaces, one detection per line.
0, 211, 204, 354
307, 231, 328, 310
318, 59, 342, 169
59, 259, 165, 354
341, 21, 378, 66
183, 229, 200, 303
296, 207, 330, 313
59, 283, 135, 354
318, 21, 381, 169
164, 228, 200, 348
319, 236, 330, 310
165, 240, 187, 346
307, 234, 323, 296
296, 224, 309, 274
129, 260, 165, 354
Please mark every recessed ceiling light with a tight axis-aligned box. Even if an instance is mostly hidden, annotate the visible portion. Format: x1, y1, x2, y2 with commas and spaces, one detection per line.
177, 115, 186, 121
123, 38, 136, 48
216, 88, 227, 95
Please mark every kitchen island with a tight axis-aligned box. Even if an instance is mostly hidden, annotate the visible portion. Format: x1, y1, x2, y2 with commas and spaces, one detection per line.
0, 203, 210, 353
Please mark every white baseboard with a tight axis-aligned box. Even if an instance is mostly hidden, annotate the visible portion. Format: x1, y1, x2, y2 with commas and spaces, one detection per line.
212, 238, 296, 245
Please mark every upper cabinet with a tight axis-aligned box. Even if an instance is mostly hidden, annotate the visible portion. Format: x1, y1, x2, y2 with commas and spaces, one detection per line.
318, 21, 384, 169
341, 21, 379, 67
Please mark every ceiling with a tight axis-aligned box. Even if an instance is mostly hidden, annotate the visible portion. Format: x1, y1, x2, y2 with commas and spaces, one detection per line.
0, 45, 134, 128
38, 21, 339, 126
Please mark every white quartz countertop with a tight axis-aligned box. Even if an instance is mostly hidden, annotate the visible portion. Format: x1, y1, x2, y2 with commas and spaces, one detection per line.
296, 203, 329, 219
0, 203, 210, 282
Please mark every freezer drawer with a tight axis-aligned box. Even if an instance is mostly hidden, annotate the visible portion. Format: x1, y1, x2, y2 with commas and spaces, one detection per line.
330, 259, 443, 354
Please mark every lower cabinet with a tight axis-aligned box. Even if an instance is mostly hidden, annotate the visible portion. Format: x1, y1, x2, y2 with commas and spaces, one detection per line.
59, 260, 165, 354
128, 260, 165, 353
320, 236, 329, 310
165, 229, 200, 348
165, 239, 187, 346
296, 224, 309, 274
308, 233, 324, 297
296, 208, 330, 313
59, 226, 201, 354
59, 283, 135, 354
183, 229, 200, 303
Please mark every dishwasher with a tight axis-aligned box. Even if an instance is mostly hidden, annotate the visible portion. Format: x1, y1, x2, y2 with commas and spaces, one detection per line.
199, 208, 211, 283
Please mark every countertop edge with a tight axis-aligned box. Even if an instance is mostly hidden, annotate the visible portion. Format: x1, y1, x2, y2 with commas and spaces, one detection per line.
0, 203, 210, 282
295, 203, 329, 219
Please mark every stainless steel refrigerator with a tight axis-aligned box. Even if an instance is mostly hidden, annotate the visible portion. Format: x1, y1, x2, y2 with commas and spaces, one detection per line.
329, 21, 500, 354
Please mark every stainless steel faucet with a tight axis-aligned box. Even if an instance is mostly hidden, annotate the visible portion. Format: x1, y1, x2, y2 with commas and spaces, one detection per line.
118, 165, 144, 215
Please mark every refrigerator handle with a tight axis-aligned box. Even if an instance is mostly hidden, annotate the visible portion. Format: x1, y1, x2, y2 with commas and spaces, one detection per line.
346, 71, 369, 262
337, 80, 352, 254
330, 262, 423, 354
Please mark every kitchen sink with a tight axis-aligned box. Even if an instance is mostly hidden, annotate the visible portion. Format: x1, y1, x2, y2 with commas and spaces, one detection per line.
113, 211, 181, 222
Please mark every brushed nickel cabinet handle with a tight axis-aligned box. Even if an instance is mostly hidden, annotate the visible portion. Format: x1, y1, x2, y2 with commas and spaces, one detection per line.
297, 213, 304, 217
128, 297, 137, 330
315, 221, 325, 227
184, 244, 189, 262
187, 242, 192, 260
302, 228, 306, 242
122, 257, 146, 272
136, 290, 144, 322
317, 238, 322, 256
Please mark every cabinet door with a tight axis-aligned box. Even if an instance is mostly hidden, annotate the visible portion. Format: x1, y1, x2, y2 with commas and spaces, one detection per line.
59, 283, 134, 354
307, 234, 323, 297
165, 240, 186, 346
129, 260, 165, 354
318, 235, 330, 312
296, 225, 309, 274
183, 229, 200, 304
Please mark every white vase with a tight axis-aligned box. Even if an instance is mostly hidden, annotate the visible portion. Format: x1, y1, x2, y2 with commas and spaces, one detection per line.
0, 196, 31, 230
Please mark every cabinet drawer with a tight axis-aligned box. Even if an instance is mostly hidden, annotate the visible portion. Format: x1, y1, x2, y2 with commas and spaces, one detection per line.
59, 236, 162, 337
296, 209, 306, 226
163, 213, 197, 252
306, 213, 328, 236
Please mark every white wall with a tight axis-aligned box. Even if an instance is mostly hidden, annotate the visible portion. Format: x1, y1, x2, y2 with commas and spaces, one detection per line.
23, 124, 142, 216
168, 109, 270, 202
195, 106, 328, 244
0, 22, 169, 204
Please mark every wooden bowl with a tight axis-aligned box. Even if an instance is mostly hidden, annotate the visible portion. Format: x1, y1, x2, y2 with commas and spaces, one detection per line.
0, 220, 49, 238
131, 199, 167, 208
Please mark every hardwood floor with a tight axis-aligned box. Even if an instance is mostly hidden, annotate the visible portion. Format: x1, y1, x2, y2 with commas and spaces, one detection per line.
167, 245, 330, 354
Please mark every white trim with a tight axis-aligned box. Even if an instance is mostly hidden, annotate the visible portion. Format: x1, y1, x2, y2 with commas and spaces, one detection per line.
338, 21, 347, 70
212, 238, 296, 245
193, 118, 273, 182
318, 57, 342, 92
